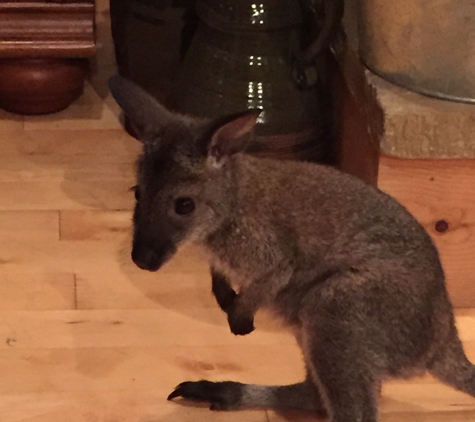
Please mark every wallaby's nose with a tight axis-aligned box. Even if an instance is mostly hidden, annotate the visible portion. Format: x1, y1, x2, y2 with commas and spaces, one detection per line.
131, 245, 161, 271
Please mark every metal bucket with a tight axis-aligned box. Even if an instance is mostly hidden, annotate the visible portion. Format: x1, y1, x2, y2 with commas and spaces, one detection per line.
357, 0, 475, 103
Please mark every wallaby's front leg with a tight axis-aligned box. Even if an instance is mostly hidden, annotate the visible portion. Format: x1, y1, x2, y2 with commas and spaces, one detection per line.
211, 268, 237, 312
226, 295, 256, 336
226, 269, 292, 336
211, 268, 255, 335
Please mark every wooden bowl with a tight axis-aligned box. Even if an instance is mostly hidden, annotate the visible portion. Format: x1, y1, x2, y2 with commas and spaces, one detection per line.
0, 58, 89, 115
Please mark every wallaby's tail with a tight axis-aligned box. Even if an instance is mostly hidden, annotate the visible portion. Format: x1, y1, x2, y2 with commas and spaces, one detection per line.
167, 380, 326, 414
429, 332, 475, 397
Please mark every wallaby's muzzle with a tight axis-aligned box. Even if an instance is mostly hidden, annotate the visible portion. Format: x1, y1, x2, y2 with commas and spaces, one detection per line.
131, 240, 176, 272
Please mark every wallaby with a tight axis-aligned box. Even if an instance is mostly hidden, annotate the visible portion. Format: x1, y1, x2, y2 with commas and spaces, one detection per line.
109, 74, 475, 422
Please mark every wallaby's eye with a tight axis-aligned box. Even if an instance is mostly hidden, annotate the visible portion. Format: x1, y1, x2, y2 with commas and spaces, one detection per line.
131, 185, 140, 201
174, 197, 195, 215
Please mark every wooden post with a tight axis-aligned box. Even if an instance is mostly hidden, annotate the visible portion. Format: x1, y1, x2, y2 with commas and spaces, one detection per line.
334, 1, 475, 308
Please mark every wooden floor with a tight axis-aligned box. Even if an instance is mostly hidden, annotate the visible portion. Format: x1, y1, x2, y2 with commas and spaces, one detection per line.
1, 3, 475, 422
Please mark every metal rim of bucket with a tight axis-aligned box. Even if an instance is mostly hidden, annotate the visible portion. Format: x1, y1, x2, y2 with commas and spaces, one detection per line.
361, 59, 475, 105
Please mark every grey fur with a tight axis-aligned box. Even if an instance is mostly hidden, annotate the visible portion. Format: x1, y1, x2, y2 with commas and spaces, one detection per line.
109, 75, 475, 422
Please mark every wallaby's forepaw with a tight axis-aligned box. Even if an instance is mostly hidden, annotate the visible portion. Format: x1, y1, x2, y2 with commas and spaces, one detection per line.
227, 312, 255, 336
167, 380, 243, 411
211, 273, 237, 312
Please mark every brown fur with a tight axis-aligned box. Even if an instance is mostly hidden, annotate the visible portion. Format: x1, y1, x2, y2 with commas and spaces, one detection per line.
109, 75, 475, 422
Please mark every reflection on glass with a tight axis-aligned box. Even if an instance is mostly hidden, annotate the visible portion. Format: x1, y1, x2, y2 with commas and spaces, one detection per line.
249, 55, 263, 66
251, 3, 265, 25
247, 81, 264, 122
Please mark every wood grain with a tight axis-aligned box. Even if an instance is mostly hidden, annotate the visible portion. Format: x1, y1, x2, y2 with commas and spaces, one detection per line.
21, 83, 123, 130
60, 210, 132, 241
0, 393, 268, 422
378, 154, 475, 307
0, 272, 75, 311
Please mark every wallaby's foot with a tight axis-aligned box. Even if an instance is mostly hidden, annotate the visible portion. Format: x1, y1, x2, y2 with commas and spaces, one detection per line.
211, 270, 236, 312
168, 379, 328, 415
168, 380, 243, 410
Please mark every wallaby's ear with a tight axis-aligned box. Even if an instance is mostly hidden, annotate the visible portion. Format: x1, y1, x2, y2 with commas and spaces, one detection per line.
108, 74, 177, 141
207, 109, 261, 166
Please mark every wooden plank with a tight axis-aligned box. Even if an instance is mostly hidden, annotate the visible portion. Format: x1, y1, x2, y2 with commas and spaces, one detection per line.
0, 272, 75, 311
0, 306, 471, 352
11, 129, 140, 157
0, 181, 134, 211
0, 392, 268, 422
381, 381, 475, 414
75, 269, 217, 310
0, 129, 139, 185
0, 211, 59, 241
0, 344, 302, 395
378, 155, 475, 308
0, 237, 128, 272
60, 210, 132, 241
0, 161, 137, 183
0, 109, 23, 131
74, 242, 214, 310
0, 309, 296, 350
380, 411, 475, 422
22, 83, 123, 131
269, 408, 475, 422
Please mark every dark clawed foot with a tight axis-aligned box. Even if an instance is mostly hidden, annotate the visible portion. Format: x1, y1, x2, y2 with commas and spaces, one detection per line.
228, 314, 255, 336
167, 380, 243, 411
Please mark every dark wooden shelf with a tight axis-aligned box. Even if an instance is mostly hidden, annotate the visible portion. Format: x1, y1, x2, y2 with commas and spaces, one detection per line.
0, 0, 96, 115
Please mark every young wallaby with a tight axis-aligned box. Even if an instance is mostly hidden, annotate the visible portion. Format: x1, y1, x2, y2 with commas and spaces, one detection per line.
109, 75, 475, 422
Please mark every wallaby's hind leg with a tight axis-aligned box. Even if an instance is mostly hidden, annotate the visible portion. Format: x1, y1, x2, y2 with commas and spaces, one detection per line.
167, 374, 327, 414
304, 344, 379, 421
301, 312, 380, 422
429, 327, 475, 397
304, 341, 378, 422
